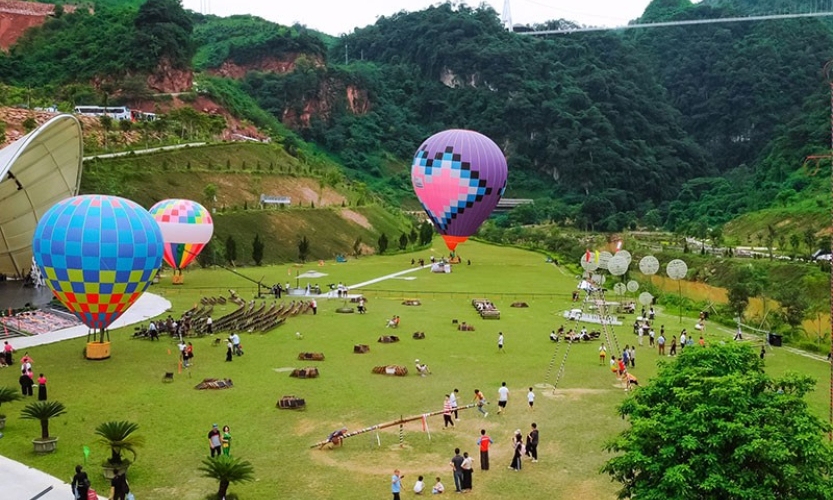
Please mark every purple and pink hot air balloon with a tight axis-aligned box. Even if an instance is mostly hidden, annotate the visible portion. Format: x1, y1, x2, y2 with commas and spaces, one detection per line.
411, 129, 508, 252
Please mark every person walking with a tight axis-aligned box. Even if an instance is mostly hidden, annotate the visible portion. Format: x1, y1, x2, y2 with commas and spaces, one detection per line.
222, 425, 232, 456
648, 328, 655, 347
599, 344, 606, 365
37, 373, 47, 401
442, 395, 454, 428
225, 338, 233, 362
231, 333, 241, 356
110, 469, 130, 500
391, 469, 404, 500
185, 342, 194, 367
208, 424, 223, 457
19, 371, 33, 396
680, 331, 687, 351
206, 316, 213, 334
71, 465, 90, 500
527, 387, 535, 412
3, 340, 13, 366
497, 332, 504, 353
657, 333, 666, 356
526, 423, 539, 463
473, 389, 488, 417
461, 452, 474, 491
450, 448, 464, 492
509, 430, 523, 470
638, 326, 644, 346
497, 382, 509, 414
449, 388, 460, 421
477, 429, 492, 470
670, 336, 677, 356
629, 346, 635, 368
311, 298, 317, 315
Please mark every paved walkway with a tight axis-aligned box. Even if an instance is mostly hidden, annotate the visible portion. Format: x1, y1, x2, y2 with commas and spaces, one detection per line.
83, 142, 206, 161
7, 292, 171, 350
0, 455, 107, 500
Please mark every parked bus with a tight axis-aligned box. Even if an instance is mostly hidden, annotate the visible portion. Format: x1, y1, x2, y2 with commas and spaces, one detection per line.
73, 106, 131, 121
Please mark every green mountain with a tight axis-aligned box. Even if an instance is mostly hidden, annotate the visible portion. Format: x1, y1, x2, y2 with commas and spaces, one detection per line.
1, 0, 831, 236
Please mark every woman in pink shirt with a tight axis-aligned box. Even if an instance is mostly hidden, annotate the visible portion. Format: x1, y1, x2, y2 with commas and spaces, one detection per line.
37, 373, 47, 400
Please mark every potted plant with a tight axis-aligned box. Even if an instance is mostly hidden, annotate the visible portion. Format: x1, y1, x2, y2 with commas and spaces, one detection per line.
95, 421, 144, 478
0, 386, 22, 430
20, 400, 66, 453
199, 455, 254, 499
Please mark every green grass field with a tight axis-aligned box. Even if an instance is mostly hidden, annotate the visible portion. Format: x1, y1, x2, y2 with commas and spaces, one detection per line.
0, 241, 828, 499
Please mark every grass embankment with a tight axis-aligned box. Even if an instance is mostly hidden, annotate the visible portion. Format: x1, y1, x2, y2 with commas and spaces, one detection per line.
723, 195, 830, 245
0, 241, 828, 500
80, 142, 415, 263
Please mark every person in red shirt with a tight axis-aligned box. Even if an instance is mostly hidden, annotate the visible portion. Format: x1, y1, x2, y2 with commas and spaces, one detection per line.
37, 373, 47, 400
477, 429, 493, 470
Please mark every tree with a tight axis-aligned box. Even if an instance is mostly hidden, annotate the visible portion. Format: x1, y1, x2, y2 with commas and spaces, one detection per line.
398, 233, 408, 251
133, 0, 195, 71
0, 385, 22, 419
252, 234, 264, 266
408, 227, 418, 244
352, 237, 362, 258
774, 285, 810, 330
726, 265, 763, 320
95, 421, 144, 466
765, 225, 776, 260
197, 239, 219, 268
203, 184, 218, 206
225, 236, 237, 265
0, 120, 6, 144
20, 401, 66, 440
790, 234, 801, 257
418, 222, 434, 246
377, 232, 389, 254
603, 343, 833, 500
22, 116, 37, 133
198, 455, 254, 500
804, 228, 816, 254
298, 235, 310, 262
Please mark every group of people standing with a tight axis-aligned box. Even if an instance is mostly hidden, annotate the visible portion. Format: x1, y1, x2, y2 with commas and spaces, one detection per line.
16, 352, 48, 400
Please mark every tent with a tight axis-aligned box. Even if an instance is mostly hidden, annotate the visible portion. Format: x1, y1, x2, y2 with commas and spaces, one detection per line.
0, 115, 83, 278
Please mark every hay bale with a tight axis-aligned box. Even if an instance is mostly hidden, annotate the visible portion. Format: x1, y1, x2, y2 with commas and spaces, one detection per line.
511, 302, 529, 308
372, 365, 408, 376
194, 378, 234, 390
353, 344, 370, 353
412, 331, 425, 339
290, 367, 319, 379
277, 396, 306, 409
377, 336, 400, 343
298, 352, 325, 361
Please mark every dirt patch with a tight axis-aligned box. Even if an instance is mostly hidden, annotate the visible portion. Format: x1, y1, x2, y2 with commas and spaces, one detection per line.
541, 388, 616, 400
339, 209, 372, 229
311, 447, 451, 476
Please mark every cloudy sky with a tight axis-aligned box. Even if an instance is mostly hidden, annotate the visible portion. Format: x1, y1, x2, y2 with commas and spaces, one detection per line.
181, 0, 668, 36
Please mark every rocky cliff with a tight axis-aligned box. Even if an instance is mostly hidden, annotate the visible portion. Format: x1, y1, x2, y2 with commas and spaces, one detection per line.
0, 0, 80, 49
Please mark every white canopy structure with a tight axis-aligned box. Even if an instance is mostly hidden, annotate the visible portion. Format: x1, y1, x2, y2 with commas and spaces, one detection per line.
0, 115, 83, 278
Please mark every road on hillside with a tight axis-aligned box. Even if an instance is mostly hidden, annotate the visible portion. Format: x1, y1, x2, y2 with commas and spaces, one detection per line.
82, 142, 207, 161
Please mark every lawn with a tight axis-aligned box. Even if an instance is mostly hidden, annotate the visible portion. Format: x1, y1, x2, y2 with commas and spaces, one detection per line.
0, 240, 828, 499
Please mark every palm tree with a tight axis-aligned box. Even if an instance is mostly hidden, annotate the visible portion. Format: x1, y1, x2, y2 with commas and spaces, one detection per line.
95, 421, 145, 466
199, 455, 254, 499
0, 386, 22, 428
20, 401, 66, 439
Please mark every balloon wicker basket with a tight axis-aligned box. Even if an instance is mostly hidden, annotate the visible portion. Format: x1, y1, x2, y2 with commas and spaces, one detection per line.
172, 274, 184, 285
86, 341, 111, 360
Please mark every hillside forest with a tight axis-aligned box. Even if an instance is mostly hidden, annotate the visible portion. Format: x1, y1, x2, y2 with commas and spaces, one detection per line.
0, 0, 831, 237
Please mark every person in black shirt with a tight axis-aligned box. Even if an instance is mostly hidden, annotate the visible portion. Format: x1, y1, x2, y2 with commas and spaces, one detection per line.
526, 423, 539, 462
72, 465, 90, 500
110, 469, 129, 500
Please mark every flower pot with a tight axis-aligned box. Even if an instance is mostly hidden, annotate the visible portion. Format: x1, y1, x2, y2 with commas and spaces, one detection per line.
102, 460, 131, 479
33, 437, 58, 453
86, 341, 111, 360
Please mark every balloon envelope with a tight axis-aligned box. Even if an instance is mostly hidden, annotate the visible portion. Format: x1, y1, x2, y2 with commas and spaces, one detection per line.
411, 129, 507, 251
149, 199, 213, 270
32, 195, 163, 330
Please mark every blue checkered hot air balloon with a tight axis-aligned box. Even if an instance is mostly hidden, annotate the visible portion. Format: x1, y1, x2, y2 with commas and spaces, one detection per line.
32, 195, 164, 331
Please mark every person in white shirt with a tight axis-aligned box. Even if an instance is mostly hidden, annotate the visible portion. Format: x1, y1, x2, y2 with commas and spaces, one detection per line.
432, 477, 445, 494
414, 475, 426, 495
449, 389, 459, 420
497, 382, 509, 414
231, 333, 241, 355
527, 387, 535, 411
